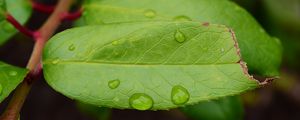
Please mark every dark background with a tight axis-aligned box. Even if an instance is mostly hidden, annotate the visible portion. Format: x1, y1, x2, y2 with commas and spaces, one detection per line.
1, 0, 300, 120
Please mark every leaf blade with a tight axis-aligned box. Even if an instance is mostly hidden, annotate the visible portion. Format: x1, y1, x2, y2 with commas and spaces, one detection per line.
43, 21, 258, 110
77, 0, 282, 77
0, 0, 32, 45
0, 61, 28, 102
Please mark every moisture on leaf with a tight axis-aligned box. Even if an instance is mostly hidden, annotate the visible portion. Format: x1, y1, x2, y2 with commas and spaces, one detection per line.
77, 0, 282, 77
43, 21, 259, 110
0, 61, 28, 102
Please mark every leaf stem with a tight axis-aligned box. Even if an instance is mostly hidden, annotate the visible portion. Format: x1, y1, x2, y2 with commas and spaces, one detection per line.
0, 0, 74, 120
5, 13, 35, 38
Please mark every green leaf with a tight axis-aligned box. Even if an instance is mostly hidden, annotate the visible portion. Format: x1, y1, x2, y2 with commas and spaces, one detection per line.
181, 96, 244, 120
0, 0, 32, 46
0, 61, 28, 102
43, 21, 259, 110
77, 0, 282, 77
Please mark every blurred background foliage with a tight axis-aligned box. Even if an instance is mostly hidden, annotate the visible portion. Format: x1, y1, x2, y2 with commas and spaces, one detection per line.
0, 0, 300, 120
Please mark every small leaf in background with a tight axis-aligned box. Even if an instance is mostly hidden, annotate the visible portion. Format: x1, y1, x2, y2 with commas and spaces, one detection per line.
0, 61, 28, 102
180, 96, 244, 120
0, 0, 32, 46
43, 21, 258, 110
77, 0, 282, 77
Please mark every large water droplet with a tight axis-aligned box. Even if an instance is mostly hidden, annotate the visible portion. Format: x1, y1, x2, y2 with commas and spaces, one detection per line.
68, 44, 76, 51
173, 15, 192, 21
52, 59, 60, 65
8, 71, 18, 76
108, 79, 120, 89
144, 9, 156, 18
174, 30, 186, 43
171, 85, 190, 105
129, 93, 153, 110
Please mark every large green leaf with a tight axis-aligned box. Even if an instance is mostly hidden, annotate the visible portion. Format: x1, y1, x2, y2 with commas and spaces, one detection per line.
77, 0, 282, 77
43, 21, 259, 110
181, 96, 244, 120
0, 0, 32, 46
0, 61, 28, 102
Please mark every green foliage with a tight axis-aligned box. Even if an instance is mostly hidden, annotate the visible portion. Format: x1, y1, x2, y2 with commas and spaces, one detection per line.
77, 0, 282, 77
43, 21, 258, 110
181, 96, 244, 120
0, 0, 32, 45
0, 62, 28, 102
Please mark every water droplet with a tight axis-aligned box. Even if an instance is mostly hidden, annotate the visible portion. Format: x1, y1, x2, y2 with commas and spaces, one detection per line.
52, 59, 60, 65
144, 9, 156, 18
108, 79, 120, 89
173, 15, 192, 21
174, 30, 186, 43
0, 83, 3, 95
171, 85, 190, 105
112, 41, 119, 46
113, 97, 120, 102
221, 48, 225, 52
8, 71, 18, 76
129, 93, 153, 110
68, 44, 76, 51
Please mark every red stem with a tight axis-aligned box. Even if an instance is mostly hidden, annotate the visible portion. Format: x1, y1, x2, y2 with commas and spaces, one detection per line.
5, 13, 35, 38
61, 8, 83, 21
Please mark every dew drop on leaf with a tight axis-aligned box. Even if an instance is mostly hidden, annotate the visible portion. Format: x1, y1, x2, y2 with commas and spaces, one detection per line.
171, 85, 190, 105
129, 93, 153, 110
8, 71, 18, 76
174, 30, 186, 43
52, 59, 60, 65
68, 44, 76, 51
112, 41, 119, 46
221, 48, 225, 52
143, 9, 156, 18
108, 79, 120, 89
173, 15, 192, 21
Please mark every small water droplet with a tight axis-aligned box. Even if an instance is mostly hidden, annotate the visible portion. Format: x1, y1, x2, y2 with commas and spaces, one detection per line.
108, 79, 120, 89
174, 30, 186, 43
8, 71, 18, 76
52, 59, 60, 65
68, 44, 76, 51
112, 41, 119, 45
0, 83, 3, 95
113, 97, 120, 102
144, 9, 156, 18
129, 93, 153, 110
171, 85, 190, 105
221, 48, 225, 52
173, 15, 192, 21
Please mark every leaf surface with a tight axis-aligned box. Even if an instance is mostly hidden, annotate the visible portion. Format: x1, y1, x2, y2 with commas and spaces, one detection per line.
77, 0, 282, 77
43, 21, 258, 110
0, 0, 32, 45
0, 61, 28, 102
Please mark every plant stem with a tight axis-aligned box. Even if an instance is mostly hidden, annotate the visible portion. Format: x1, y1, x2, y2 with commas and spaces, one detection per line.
0, 0, 74, 120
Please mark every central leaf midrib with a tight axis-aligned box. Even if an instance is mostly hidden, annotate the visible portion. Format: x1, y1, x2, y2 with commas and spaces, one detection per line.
43, 60, 240, 66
